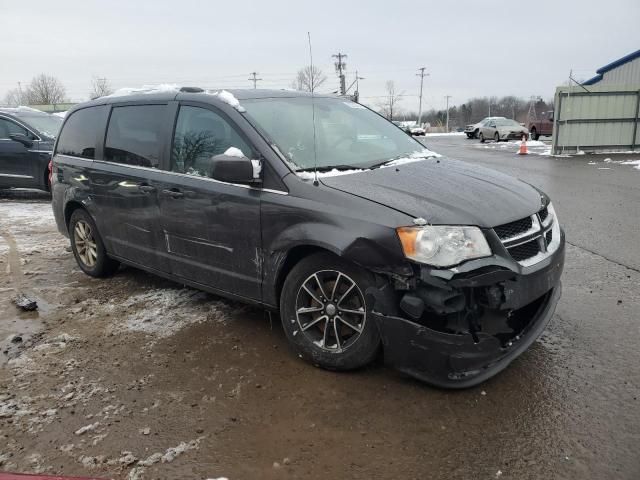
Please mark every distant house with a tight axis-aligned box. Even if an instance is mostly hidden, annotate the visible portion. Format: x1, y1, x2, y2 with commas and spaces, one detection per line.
583, 49, 640, 87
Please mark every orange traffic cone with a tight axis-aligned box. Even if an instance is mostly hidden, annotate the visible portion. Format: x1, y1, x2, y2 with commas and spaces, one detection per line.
518, 134, 528, 155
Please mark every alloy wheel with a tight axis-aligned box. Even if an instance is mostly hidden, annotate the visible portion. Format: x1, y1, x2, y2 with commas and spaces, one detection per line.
74, 220, 98, 267
295, 270, 366, 352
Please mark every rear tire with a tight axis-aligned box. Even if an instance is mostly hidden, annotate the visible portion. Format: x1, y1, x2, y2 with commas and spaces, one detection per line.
69, 209, 119, 278
279, 252, 380, 371
494, 132, 500, 142
531, 128, 540, 141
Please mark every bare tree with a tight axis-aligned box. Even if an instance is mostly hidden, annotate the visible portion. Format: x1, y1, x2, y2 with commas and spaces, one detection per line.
90, 77, 113, 99
379, 81, 402, 120
291, 66, 327, 93
25, 74, 67, 105
2, 87, 28, 106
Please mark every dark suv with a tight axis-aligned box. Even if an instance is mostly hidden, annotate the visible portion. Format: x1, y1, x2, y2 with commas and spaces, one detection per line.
0, 107, 63, 191
51, 88, 564, 388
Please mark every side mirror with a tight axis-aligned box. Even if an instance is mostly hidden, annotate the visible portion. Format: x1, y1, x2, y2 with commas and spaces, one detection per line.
210, 153, 260, 184
9, 133, 33, 148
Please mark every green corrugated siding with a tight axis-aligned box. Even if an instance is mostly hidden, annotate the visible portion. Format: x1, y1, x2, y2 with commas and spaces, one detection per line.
552, 85, 640, 153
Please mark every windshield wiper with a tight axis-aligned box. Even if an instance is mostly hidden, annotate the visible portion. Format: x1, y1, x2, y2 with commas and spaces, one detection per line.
295, 164, 360, 173
368, 152, 435, 169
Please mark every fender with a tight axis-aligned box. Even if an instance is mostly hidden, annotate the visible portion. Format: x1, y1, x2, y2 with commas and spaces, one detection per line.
263, 220, 414, 307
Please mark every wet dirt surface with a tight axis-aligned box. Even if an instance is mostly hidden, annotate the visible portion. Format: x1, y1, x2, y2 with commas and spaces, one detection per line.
1, 163, 639, 480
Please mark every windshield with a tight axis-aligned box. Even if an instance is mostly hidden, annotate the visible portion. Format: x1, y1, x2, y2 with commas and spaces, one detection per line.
494, 118, 521, 127
16, 113, 63, 138
242, 97, 426, 171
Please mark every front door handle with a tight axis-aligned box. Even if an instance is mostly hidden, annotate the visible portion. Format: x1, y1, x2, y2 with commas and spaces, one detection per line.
162, 188, 184, 199
137, 184, 156, 193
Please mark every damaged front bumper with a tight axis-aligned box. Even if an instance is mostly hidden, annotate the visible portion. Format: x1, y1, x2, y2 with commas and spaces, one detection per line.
368, 232, 565, 388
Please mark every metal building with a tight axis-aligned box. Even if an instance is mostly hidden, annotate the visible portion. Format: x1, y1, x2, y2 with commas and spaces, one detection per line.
552, 49, 640, 154
583, 49, 640, 87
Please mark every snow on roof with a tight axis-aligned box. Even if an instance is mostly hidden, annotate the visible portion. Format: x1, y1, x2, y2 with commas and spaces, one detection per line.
105, 84, 181, 98
0, 106, 49, 115
52, 111, 67, 118
205, 89, 245, 112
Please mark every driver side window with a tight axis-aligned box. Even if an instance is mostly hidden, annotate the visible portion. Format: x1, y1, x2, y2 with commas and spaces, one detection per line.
0, 118, 29, 139
171, 106, 251, 177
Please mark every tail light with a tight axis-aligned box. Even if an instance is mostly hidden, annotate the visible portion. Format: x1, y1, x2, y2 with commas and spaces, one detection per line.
48, 159, 53, 186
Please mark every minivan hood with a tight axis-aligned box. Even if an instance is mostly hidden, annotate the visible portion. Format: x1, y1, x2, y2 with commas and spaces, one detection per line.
320, 158, 544, 227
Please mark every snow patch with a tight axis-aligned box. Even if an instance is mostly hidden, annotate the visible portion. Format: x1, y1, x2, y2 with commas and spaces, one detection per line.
52, 111, 67, 118
106, 84, 181, 98
224, 146, 245, 158
424, 132, 466, 137
75, 421, 100, 435
296, 168, 365, 179
112, 287, 232, 338
207, 89, 245, 112
295, 149, 440, 179
0, 106, 45, 114
621, 159, 640, 170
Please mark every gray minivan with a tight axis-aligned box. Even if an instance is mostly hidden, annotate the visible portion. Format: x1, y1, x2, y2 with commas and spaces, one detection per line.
51, 88, 564, 388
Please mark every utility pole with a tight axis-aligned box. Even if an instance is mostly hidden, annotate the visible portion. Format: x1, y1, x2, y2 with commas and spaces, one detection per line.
345, 70, 365, 102
444, 95, 452, 133
332, 52, 348, 96
354, 71, 364, 103
248, 72, 262, 89
416, 67, 429, 126
527, 95, 540, 124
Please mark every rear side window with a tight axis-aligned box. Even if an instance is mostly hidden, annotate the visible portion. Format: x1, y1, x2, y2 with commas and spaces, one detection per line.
55, 107, 103, 159
105, 105, 165, 168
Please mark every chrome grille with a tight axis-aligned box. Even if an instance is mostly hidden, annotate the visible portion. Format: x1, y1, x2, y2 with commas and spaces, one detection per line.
494, 217, 533, 240
494, 206, 556, 266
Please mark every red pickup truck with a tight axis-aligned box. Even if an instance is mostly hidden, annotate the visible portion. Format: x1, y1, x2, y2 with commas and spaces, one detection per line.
528, 111, 554, 140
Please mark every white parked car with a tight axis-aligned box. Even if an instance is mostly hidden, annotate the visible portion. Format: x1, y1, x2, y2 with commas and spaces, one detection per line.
478, 118, 529, 143
409, 124, 425, 136
464, 117, 505, 139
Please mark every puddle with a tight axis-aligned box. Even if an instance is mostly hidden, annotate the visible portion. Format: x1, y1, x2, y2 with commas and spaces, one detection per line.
0, 295, 50, 364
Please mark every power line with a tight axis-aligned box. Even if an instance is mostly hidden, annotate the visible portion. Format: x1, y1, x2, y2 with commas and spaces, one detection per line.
248, 72, 263, 89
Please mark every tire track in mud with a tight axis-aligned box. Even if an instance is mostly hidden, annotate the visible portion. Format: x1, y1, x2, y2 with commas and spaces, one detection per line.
0, 227, 24, 285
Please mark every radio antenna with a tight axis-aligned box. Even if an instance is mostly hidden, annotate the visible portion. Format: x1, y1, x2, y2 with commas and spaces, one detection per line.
307, 31, 319, 186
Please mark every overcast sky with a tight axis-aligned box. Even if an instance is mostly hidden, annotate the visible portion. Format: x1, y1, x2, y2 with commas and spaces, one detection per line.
1, 0, 638, 113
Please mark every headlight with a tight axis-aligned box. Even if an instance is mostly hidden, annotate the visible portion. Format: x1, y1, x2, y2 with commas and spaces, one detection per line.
396, 225, 492, 267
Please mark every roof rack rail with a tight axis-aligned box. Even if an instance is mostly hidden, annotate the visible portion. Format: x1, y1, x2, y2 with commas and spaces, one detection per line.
179, 87, 204, 93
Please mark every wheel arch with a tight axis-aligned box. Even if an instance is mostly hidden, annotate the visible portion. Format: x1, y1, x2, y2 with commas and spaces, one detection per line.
64, 200, 88, 230
273, 244, 336, 308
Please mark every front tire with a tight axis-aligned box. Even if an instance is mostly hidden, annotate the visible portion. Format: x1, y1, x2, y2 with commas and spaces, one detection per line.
479, 132, 485, 143
69, 209, 119, 277
279, 252, 380, 371
494, 132, 500, 142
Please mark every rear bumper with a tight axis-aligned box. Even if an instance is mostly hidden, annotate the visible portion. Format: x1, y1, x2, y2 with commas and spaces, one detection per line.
368, 234, 565, 388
